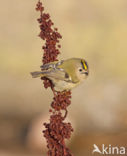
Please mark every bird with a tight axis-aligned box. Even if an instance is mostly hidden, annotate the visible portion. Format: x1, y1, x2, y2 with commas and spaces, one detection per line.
31, 58, 89, 91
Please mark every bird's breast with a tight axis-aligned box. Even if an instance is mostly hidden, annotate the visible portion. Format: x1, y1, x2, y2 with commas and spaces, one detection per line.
52, 79, 79, 92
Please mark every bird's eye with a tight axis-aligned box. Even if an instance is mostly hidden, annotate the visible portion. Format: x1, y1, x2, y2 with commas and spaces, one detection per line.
79, 68, 83, 72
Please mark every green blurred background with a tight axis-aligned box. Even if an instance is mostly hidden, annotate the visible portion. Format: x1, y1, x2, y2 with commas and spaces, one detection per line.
0, 0, 127, 156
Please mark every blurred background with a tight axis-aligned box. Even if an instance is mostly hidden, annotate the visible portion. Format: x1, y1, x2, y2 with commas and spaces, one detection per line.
0, 0, 127, 156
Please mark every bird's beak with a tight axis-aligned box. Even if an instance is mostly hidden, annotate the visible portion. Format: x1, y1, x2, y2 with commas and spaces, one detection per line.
83, 71, 89, 76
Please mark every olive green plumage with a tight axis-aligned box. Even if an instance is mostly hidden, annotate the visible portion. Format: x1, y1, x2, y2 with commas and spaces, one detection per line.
31, 58, 89, 91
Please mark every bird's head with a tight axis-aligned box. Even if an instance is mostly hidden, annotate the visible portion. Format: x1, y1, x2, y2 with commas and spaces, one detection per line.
76, 59, 89, 81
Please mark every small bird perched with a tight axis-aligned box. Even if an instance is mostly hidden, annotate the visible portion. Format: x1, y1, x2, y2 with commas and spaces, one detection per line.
31, 58, 89, 91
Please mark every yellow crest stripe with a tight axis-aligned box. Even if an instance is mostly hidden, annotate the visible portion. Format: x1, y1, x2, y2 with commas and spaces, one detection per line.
81, 60, 87, 70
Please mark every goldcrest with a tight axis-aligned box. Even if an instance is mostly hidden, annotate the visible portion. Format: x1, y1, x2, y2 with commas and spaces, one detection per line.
31, 58, 89, 91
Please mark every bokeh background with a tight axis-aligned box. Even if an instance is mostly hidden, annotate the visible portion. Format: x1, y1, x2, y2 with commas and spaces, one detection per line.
0, 0, 127, 156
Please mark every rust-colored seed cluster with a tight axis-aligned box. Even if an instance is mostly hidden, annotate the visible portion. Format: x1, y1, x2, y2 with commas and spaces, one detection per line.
51, 91, 72, 111
36, 1, 73, 156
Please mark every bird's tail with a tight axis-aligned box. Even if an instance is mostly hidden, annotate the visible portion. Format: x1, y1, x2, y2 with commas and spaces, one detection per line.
30, 71, 44, 78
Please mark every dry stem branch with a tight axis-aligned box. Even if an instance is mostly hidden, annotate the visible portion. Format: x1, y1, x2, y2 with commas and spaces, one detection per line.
36, 1, 73, 155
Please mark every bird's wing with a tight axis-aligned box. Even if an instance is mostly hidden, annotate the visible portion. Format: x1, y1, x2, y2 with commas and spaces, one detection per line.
40, 60, 78, 83
40, 68, 72, 82
40, 60, 64, 71
40, 60, 73, 82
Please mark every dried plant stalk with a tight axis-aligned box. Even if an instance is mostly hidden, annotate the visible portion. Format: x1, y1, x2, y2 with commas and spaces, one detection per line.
36, 1, 73, 156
